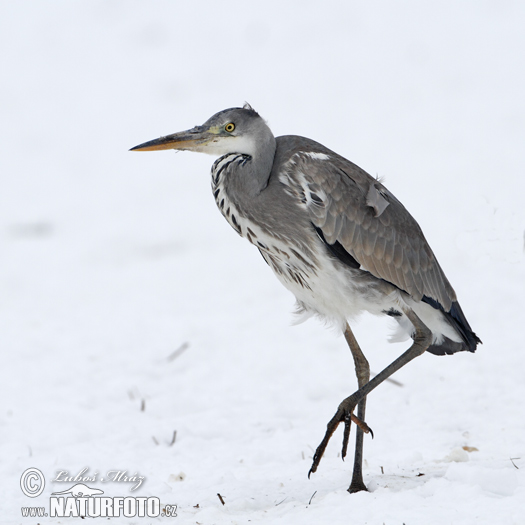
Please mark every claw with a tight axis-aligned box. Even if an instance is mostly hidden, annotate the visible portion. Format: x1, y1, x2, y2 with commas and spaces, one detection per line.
308, 396, 373, 478
308, 409, 343, 477
350, 413, 371, 434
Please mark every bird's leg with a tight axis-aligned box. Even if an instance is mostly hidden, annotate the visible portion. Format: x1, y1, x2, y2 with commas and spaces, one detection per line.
343, 323, 370, 493
309, 309, 432, 480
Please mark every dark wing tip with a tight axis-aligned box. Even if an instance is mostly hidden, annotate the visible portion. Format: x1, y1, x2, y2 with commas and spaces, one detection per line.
422, 296, 481, 354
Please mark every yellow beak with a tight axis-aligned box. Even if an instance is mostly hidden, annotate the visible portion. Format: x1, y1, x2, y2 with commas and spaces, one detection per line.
130, 126, 215, 152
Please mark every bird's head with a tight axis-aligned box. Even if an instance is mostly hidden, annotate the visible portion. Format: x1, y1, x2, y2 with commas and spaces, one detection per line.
131, 103, 271, 158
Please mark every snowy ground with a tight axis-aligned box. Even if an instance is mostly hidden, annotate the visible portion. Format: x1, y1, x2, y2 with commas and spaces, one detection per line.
1, 2, 525, 524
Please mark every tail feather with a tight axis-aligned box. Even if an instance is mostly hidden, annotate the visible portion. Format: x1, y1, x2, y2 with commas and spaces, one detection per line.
422, 296, 482, 355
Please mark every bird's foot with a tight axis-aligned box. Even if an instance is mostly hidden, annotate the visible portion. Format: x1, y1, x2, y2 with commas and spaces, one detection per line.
348, 479, 368, 494
308, 394, 373, 477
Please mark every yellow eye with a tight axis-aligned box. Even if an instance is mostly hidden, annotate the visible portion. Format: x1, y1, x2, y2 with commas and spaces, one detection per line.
225, 123, 235, 133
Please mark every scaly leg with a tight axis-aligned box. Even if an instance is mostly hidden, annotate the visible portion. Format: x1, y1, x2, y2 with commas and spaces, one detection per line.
309, 309, 432, 480
344, 323, 370, 493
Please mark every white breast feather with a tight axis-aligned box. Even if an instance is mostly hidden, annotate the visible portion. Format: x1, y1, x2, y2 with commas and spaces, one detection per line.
213, 151, 460, 344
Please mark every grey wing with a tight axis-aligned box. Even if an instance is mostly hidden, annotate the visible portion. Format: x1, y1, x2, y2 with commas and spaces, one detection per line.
281, 151, 457, 311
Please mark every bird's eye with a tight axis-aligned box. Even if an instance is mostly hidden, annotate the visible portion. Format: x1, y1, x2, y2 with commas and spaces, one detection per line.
225, 123, 235, 133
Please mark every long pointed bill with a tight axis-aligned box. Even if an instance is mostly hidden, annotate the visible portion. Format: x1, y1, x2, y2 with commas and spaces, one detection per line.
130, 126, 215, 152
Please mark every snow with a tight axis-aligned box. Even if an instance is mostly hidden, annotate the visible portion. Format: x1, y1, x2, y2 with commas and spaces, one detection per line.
1, 1, 524, 524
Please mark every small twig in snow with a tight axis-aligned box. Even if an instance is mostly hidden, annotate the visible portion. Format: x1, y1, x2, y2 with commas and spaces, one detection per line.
308, 491, 317, 505
510, 457, 520, 469
141, 399, 146, 412
167, 342, 190, 362
372, 371, 403, 387
217, 493, 225, 506
169, 430, 177, 446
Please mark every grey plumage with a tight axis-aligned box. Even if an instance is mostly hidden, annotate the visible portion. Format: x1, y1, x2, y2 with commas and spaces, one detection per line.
131, 104, 481, 492
275, 136, 457, 310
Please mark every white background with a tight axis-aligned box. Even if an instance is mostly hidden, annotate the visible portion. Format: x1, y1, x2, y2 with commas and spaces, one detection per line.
1, 1, 524, 523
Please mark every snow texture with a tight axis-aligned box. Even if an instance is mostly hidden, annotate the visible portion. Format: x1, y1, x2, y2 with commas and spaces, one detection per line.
1, 1, 524, 524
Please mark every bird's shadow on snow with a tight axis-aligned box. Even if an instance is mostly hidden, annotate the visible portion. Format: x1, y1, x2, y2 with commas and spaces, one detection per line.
366, 465, 447, 493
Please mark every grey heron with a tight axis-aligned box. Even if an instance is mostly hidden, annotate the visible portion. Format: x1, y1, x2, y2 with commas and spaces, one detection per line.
131, 104, 481, 493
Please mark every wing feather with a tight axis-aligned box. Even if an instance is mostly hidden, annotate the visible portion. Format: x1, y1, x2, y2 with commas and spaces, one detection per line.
283, 151, 456, 310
